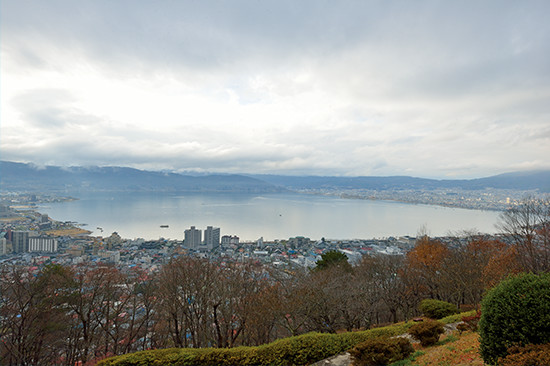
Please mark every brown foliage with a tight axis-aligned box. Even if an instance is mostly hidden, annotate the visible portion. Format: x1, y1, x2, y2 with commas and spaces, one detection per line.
349, 337, 414, 366
499, 343, 550, 366
409, 319, 445, 347
482, 245, 522, 288
405, 236, 449, 300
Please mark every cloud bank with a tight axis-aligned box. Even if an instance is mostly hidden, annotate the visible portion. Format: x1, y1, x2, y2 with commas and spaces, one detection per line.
2, 0, 549, 178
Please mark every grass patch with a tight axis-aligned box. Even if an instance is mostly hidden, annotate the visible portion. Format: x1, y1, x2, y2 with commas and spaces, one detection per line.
390, 360, 412, 366
412, 331, 482, 366
390, 350, 427, 365
437, 334, 458, 346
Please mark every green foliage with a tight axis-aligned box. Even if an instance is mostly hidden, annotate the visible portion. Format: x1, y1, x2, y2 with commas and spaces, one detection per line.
437, 334, 458, 346
439, 310, 475, 324
418, 299, 459, 319
408, 320, 445, 347
479, 272, 550, 365
315, 250, 351, 271
410, 350, 425, 361
349, 337, 414, 366
97, 323, 414, 366
498, 343, 550, 366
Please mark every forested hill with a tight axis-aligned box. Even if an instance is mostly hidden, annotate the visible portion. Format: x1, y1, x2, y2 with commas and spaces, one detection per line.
0, 161, 283, 193
248, 170, 550, 192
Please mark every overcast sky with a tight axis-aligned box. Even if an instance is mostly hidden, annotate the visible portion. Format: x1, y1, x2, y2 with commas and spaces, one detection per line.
1, 1, 549, 179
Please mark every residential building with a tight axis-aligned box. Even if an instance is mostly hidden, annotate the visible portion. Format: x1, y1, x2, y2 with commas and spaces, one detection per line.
204, 226, 220, 250
12, 230, 29, 253
184, 226, 202, 249
0, 237, 7, 255
288, 236, 310, 249
221, 235, 239, 247
28, 237, 58, 252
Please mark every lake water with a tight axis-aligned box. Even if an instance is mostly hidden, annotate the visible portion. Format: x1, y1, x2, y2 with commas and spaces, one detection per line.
38, 192, 501, 241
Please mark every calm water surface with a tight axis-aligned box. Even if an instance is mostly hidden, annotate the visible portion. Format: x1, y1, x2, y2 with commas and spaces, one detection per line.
38, 192, 501, 241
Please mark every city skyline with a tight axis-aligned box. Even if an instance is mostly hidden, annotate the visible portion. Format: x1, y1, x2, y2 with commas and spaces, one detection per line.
2, 1, 549, 179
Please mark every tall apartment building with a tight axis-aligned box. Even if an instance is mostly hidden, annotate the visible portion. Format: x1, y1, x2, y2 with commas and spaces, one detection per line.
0, 237, 7, 255
184, 226, 202, 249
204, 226, 220, 250
12, 230, 30, 253
28, 237, 58, 252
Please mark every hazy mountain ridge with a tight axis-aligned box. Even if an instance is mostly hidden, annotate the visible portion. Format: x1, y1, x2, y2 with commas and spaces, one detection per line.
0, 161, 283, 193
248, 171, 550, 192
1, 161, 549, 193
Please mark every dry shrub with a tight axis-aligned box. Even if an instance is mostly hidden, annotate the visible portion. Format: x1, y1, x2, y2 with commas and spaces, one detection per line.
408, 320, 444, 347
349, 337, 414, 366
499, 343, 550, 366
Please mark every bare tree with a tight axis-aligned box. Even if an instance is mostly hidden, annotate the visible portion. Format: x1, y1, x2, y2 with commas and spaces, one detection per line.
0, 264, 71, 366
441, 235, 507, 307
157, 256, 219, 348
498, 196, 550, 273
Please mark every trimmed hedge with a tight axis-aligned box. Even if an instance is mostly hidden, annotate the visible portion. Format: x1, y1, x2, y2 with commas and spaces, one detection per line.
419, 299, 459, 319
97, 324, 412, 366
479, 272, 550, 365
98, 314, 469, 366
439, 310, 475, 324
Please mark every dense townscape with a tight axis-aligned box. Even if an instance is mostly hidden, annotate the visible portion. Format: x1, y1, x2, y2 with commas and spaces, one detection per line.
0, 191, 512, 268
303, 187, 536, 211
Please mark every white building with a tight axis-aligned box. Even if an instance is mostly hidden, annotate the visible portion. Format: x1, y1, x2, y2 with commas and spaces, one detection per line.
28, 237, 58, 253
221, 235, 239, 247
204, 226, 220, 250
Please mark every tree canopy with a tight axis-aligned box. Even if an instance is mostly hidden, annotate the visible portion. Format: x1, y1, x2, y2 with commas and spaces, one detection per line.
315, 250, 350, 271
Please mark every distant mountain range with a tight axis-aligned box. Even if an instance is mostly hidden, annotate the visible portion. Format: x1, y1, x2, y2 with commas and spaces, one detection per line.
249, 171, 550, 192
1, 161, 549, 193
0, 161, 283, 193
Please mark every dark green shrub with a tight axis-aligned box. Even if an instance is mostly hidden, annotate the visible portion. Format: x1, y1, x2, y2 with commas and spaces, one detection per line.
349, 337, 413, 366
418, 299, 459, 319
479, 272, 550, 365
408, 320, 444, 347
498, 343, 550, 366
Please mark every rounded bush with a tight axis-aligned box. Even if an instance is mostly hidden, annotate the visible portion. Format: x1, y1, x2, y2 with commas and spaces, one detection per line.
408, 320, 444, 347
349, 337, 413, 366
419, 299, 459, 319
479, 272, 550, 365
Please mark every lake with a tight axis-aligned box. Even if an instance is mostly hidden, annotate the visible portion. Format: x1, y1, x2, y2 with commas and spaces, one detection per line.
38, 192, 501, 241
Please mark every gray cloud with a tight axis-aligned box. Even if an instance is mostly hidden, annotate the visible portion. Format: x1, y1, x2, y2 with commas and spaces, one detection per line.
1, 0, 549, 178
